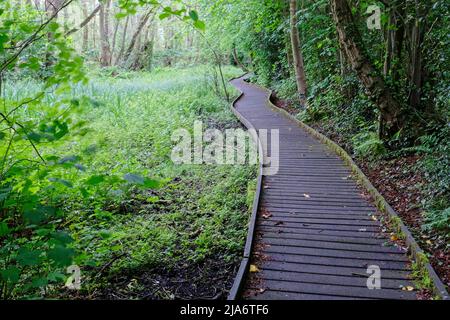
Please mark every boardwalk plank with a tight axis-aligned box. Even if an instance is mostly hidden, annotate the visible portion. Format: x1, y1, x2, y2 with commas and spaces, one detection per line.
230, 76, 416, 300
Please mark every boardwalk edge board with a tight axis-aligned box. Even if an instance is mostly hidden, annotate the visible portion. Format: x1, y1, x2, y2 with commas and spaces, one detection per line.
227, 74, 448, 300
227, 74, 264, 300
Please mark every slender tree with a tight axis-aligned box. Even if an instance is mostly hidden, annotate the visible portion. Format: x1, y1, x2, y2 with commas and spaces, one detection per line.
289, 0, 308, 107
331, 0, 404, 141
121, 9, 154, 65
66, 1, 101, 37
115, 15, 129, 64
99, 0, 112, 66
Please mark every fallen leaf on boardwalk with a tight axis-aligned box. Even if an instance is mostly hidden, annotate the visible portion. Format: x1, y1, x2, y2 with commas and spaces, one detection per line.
390, 235, 398, 241
371, 215, 378, 221
275, 221, 283, 226
262, 213, 272, 219
303, 193, 310, 198
249, 265, 260, 273
401, 286, 415, 291
258, 288, 266, 294
358, 228, 367, 232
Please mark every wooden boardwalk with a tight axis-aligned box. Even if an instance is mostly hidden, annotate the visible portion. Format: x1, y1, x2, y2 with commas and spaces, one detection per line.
230, 75, 417, 300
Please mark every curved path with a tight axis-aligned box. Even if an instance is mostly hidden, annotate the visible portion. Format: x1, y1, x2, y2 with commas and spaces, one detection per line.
230, 75, 417, 300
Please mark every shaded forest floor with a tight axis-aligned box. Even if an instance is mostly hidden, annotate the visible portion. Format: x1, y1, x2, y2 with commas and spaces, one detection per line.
272, 94, 449, 291
4, 66, 257, 299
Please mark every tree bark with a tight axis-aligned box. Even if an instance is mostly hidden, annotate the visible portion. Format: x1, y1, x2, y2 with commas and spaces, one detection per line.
81, 0, 89, 51
407, 0, 427, 111
331, 0, 404, 141
122, 9, 154, 65
289, 0, 308, 107
232, 45, 248, 72
115, 15, 129, 65
383, 1, 404, 84
111, 11, 120, 61
44, 0, 63, 69
99, 1, 112, 66
66, 2, 101, 37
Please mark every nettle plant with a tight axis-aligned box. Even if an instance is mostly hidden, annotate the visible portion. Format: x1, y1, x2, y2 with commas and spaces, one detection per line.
0, 0, 205, 298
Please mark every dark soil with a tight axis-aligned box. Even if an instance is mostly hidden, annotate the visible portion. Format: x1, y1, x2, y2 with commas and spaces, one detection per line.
271, 93, 450, 293
73, 257, 239, 300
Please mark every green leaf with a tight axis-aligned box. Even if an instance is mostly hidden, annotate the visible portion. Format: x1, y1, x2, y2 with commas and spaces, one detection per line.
0, 267, 20, 284
47, 272, 66, 282
17, 248, 43, 266
189, 10, 199, 21
23, 206, 56, 225
51, 231, 74, 245
31, 277, 48, 288
143, 178, 161, 189
0, 222, 10, 237
194, 20, 206, 31
48, 245, 75, 267
0, 187, 11, 201
85, 175, 105, 186
0, 131, 6, 140
159, 12, 171, 20
99, 230, 113, 239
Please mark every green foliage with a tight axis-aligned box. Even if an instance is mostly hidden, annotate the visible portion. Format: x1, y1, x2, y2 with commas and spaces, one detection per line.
416, 126, 450, 237
0, 1, 89, 299
352, 131, 387, 160
1, 64, 254, 298
423, 208, 450, 235
116, 0, 206, 32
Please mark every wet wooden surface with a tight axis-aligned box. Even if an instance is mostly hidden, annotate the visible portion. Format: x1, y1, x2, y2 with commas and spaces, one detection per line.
230, 76, 416, 300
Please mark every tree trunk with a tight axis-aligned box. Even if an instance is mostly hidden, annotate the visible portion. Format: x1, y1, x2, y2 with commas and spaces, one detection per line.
331, 0, 404, 141
282, 2, 293, 77
407, 1, 426, 111
115, 15, 129, 65
122, 10, 154, 65
289, 0, 308, 107
81, 0, 89, 51
111, 12, 120, 61
44, 0, 63, 69
99, 1, 112, 67
383, 2, 405, 84
66, 2, 101, 37
232, 45, 248, 71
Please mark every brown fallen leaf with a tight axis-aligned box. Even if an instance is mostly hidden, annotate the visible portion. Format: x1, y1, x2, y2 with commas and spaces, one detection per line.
401, 286, 415, 291
275, 221, 284, 226
262, 213, 272, 219
390, 235, 398, 241
249, 264, 260, 273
